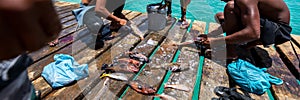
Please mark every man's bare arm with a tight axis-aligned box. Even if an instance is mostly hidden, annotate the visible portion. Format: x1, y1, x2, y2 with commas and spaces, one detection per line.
95, 0, 126, 25
224, 0, 261, 45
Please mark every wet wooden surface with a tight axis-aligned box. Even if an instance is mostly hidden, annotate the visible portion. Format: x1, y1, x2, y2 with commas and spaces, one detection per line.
254, 46, 300, 100
276, 41, 300, 80
122, 19, 189, 100
163, 21, 205, 100
28, 2, 300, 100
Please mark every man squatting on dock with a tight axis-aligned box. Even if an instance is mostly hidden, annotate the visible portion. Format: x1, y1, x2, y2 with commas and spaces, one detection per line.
200, 0, 292, 59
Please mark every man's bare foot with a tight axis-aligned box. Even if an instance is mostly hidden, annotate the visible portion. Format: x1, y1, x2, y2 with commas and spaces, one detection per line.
48, 39, 59, 47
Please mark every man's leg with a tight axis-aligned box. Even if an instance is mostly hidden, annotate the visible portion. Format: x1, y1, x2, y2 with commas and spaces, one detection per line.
215, 12, 224, 24
165, 0, 172, 17
180, 0, 191, 22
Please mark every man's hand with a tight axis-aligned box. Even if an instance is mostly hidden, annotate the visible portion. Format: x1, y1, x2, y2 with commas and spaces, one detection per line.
197, 34, 211, 49
117, 18, 127, 26
0, 0, 62, 60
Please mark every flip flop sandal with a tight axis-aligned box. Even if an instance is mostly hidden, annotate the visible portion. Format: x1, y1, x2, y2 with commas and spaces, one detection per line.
214, 86, 253, 100
48, 40, 59, 47
180, 21, 190, 29
214, 86, 233, 97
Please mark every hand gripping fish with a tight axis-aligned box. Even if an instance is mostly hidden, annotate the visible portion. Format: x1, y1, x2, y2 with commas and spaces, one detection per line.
101, 63, 139, 73
100, 73, 128, 81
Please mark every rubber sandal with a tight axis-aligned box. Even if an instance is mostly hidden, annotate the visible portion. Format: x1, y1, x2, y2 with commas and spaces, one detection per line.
48, 39, 59, 47
214, 86, 253, 100
180, 21, 189, 29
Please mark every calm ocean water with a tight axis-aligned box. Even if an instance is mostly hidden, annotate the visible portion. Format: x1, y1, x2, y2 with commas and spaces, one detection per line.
59, 0, 299, 34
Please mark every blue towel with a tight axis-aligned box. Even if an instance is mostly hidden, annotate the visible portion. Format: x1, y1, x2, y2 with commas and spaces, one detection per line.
227, 59, 283, 94
72, 4, 95, 27
41, 54, 89, 88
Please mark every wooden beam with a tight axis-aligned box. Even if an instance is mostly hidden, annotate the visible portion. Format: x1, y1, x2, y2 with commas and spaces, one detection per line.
60, 15, 76, 24
28, 24, 78, 62
291, 34, 300, 46
254, 46, 300, 99
276, 42, 300, 79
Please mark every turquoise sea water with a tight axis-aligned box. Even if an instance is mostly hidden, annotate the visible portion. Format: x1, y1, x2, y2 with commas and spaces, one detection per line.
60, 0, 299, 34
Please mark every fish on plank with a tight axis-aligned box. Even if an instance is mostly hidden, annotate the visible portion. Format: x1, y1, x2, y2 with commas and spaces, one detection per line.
100, 73, 129, 81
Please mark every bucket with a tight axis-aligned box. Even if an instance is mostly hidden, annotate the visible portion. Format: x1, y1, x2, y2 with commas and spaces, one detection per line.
147, 3, 167, 31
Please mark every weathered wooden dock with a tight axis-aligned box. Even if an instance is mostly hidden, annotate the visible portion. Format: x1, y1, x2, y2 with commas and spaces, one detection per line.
29, 2, 300, 100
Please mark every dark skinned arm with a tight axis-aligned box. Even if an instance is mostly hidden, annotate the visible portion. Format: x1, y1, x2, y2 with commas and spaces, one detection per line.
208, 0, 261, 45
224, 0, 261, 44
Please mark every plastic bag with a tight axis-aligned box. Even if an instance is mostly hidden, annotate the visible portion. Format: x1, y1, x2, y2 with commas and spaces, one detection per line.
41, 54, 89, 88
227, 59, 283, 94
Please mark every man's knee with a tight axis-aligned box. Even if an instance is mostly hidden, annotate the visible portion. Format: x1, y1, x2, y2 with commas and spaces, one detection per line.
225, 1, 234, 11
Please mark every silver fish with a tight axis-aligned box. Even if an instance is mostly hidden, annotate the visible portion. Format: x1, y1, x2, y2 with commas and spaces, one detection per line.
164, 84, 190, 92
130, 21, 144, 40
155, 93, 177, 100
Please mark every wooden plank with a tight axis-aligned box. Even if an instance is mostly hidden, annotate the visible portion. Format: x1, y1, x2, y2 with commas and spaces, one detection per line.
58, 24, 78, 39
60, 15, 75, 24
292, 34, 300, 49
41, 13, 147, 99
122, 19, 188, 100
254, 46, 300, 99
54, 2, 76, 7
276, 42, 300, 79
28, 25, 80, 62
59, 12, 73, 19
62, 19, 77, 29
125, 11, 142, 20
162, 21, 205, 100
122, 10, 132, 15
57, 6, 78, 15
95, 18, 176, 100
